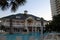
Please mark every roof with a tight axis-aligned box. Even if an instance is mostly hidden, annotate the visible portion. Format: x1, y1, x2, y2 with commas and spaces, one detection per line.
1, 13, 41, 21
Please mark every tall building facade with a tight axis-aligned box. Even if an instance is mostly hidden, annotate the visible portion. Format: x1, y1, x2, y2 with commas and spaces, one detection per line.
50, 0, 60, 16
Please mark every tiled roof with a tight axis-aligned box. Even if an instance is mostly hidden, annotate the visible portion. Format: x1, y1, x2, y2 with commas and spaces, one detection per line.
1, 13, 41, 21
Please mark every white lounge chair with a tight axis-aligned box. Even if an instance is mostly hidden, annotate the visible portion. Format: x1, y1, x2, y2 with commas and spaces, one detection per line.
44, 33, 60, 40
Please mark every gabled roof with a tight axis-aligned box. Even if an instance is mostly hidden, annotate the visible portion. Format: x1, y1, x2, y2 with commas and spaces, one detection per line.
1, 13, 41, 21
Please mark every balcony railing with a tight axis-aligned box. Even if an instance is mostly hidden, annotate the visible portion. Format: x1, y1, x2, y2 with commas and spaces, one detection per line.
2, 22, 41, 27
12, 23, 24, 27
3, 22, 10, 27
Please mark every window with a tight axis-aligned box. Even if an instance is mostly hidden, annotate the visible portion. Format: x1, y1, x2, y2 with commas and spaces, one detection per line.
37, 18, 40, 20
16, 21, 20, 25
6, 20, 9, 22
16, 16, 20, 18
27, 19, 33, 23
21, 21, 24, 23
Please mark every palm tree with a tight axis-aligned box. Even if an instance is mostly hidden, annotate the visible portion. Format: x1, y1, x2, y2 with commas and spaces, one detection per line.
0, 0, 26, 34
0, 0, 26, 12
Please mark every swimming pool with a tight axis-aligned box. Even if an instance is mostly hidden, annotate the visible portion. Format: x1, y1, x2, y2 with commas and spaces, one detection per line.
0, 32, 44, 40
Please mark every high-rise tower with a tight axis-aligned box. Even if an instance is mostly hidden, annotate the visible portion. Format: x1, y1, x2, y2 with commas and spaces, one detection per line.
50, 0, 60, 16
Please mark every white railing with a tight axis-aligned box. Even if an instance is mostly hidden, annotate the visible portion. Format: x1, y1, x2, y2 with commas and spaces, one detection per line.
12, 25, 24, 28
26, 23, 41, 27
12, 23, 24, 27
27, 23, 34, 27
2, 22, 42, 27
3, 22, 10, 27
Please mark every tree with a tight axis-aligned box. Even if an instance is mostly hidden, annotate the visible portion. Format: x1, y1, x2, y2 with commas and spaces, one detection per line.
0, 25, 6, 31
0, 0, 26, 34
0, 0, 26, 12
45, 14, 60, 32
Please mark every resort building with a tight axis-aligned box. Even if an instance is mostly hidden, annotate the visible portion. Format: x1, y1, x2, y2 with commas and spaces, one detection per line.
50, 0, 60, 16
0, 11, 49, 33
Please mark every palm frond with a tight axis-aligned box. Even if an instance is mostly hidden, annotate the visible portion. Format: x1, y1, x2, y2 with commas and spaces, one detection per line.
11, 0, 26, 12
0, 0, 26, 12
11, 2, 18, 12
15, 0, 26, 5
0, 0, 8, 10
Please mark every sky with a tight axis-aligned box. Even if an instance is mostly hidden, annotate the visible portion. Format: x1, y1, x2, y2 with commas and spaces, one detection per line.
0, 0, 52, 21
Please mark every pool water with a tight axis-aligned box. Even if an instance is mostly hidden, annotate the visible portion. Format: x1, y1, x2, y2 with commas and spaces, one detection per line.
0, 32, 41, 40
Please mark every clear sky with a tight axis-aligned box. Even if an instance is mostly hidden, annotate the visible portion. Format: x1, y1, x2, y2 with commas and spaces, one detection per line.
0, 0, 52, 20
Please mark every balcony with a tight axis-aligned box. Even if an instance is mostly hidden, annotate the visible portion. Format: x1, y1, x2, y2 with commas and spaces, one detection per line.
12, 23, 24, 28
3, 22, 10, 27
2, 22, 24, 27
26, 23, 41, 27
2, 22, 41, 28
13, 25, 24, 28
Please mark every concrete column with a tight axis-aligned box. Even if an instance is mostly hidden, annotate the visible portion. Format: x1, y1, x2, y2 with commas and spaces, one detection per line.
25, 20, 29, 32
40, 18, 44, 40
35, 27, 36, 32
32, 27, 33, 32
